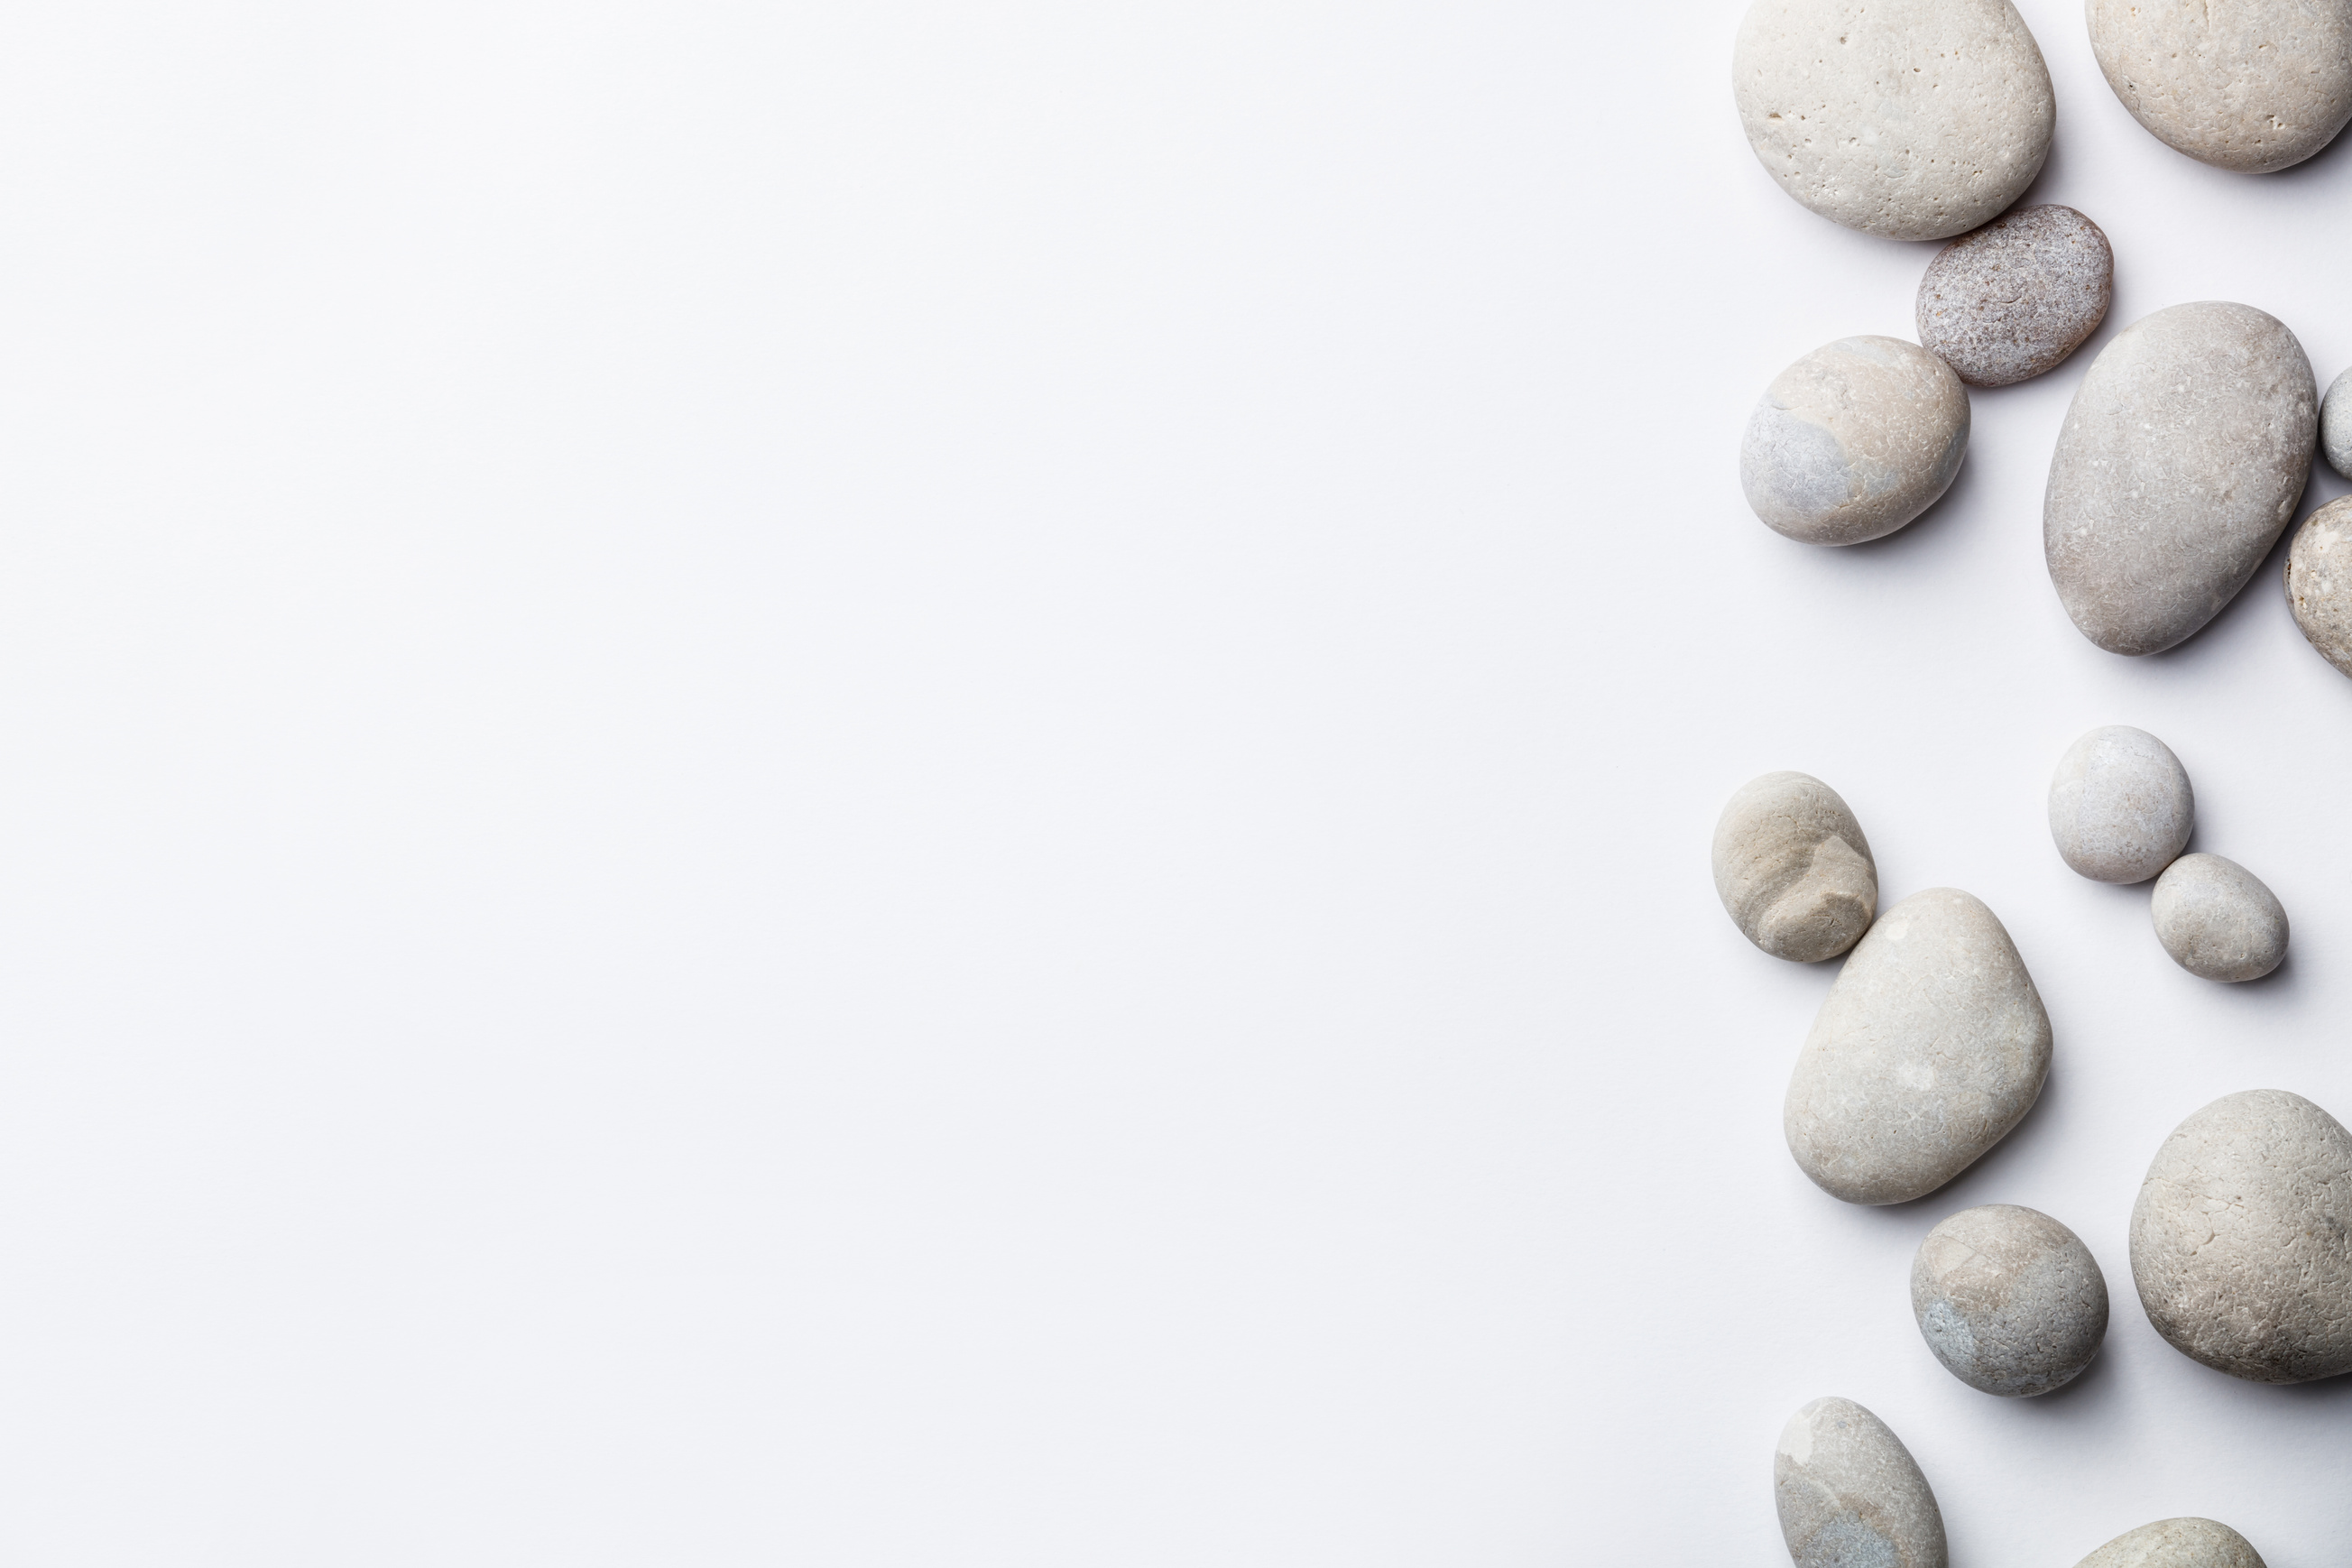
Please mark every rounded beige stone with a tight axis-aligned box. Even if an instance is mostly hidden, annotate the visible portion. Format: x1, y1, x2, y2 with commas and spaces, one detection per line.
1918, 206, 2114, 388
1711, 771, 1877, 962
1775, 1397, 1946, 1568
2073, 1517, 2266, 1568
2088, 0, 2352, 173
2283, 493, 2352, 678
2047, 725, 2194, 884
1742, 337, 1969, 547
1911, 1204, 2108, 1396
2150, 853, 2287, 982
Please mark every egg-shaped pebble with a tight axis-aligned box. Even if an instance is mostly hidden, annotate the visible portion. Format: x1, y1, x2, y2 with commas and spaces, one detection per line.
1734, 0, 2054, 241
2286, 495, 2352, 678
2151, 854, 2288, 982
1918, 206, 2113, 387
2132, 1089, 2352, 1383
1912, 1204, 2108, 1397
2045, 302, 2316, 655
2048, 725, 2194, 884
2323, 367, 2352, 480
2073, 1518, 2267, 1568
2088, 0, 2352, 173
1711, 771, 1877, 962
1742, 337, 1969, 547
1785, 889, 2052, 1205
1775, 1397, 1946, 1568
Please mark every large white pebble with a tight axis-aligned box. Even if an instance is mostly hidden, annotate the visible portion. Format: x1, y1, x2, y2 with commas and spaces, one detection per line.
2073, 1518, 2266, 1568
2047, 725, 2194, 883
1712, 771, 1877, 962
2089, 0, 2352, 173
1775, 1397, 1945, 1568
2150, 854, 2288, 982
1742, 337, 1969, 547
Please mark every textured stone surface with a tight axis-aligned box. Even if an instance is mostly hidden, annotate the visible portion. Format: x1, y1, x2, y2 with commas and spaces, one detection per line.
2132, 1088, 2352, 1382
2286, 494, 2352, 678
1711, 771, 1877, 963
1742, 337, 1969, 547
1775, 1397, 1946, 1568
2045, 302, 2316, 655
2151, 854, 2288, 982
2048, 725, 2194, 884
2324, 367, 2352, 479
2074, 1517, 2266, 1568
1911, 1204, 2108, 1396
1785, 889, 2052, 1205
1918, 206, 2113, 387
1734, 0, 2054, 240
2089, 0, 2352, 173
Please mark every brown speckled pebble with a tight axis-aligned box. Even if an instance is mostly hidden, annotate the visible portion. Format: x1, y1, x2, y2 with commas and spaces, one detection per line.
1918, 206, 2113, 387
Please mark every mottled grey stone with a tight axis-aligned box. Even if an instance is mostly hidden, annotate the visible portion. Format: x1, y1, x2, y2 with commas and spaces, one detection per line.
1918, 206, 2113, 387
2322, 367, 2352, 480
1775, 1397, 1946, 1568
1785, 889, 2052, 1205
2073, 1518, 2265, 1568
2132, 1088, 2352, 1382
2150, 854, 2287, 982
2048, 725, 2193, 884
2089, 0, 2352, 173
1742, 337, 1970, 546
2285, 494, 2352, 678
2044, 302, 2316, 655
1911, 1204, 2108, 1396
1734, 0, 2054, 241
1712, 771, 1877, 963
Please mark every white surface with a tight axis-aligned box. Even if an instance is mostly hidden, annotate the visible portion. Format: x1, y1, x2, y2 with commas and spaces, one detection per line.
7, 1, 2352, 1563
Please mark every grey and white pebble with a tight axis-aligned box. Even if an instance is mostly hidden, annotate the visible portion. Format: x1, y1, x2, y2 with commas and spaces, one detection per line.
1918, 206, 2113, 387
2048, 725, 2194, 884
2073, 1518, 2266, 1568
2089, 0, 2352, 173
1711, 771, 1877, 962
1734, 0, 2054, 241
2045, 302, 2316, 655
2285, 494, 2352, 678
1785, 888, 2052, 1205
2323, 367, 2352, 480
1911, 1204, 2108, 1397
2151, 854, 2287, 982
1775, 1397, 1946, 1568
2132, 1088, 2352, 1383
1742, 337, 1969, 547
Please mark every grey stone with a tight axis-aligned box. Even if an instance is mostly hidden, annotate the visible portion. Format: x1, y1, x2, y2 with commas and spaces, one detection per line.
2285, 494, 2352, 678
1785, 888, 2052, 1205
1918, 206, 2113, 387
2047, 725, 2194, 884
2323, 367, 2352, 480
2132, 1088, 2352, 1382
1742, 337, 1969, 547
1734, 0, 2054, 241
2044, 302, 2316, 655
1911, 1204, 2108, 1396
1711, 771, 1877, 962
2150, 854, 2287, 982
2089, 0, 2352, 173
2073, 1518, 2265, 1568
1775, 1397, 1945, 1568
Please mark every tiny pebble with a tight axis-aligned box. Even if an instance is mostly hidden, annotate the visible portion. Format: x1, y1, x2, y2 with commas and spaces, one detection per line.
1918, 206, 2112, 387
2047, 724, 2193, 884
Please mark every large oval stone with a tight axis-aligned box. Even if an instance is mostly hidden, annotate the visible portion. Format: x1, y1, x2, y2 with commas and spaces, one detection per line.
2089, 0, 2352, 173
2073, 1518, 2266, 1568
1775, 1397, 1946, 1568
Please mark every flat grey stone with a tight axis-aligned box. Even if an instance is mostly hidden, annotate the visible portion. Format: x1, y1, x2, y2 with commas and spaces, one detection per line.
1918, 206, 2113, 387
2323, 366, 2352, 480
1785, 888, 2052, 1205
2151, 853, 2287, 982
2285, 494, 2352, 678
1911, 1204, 2108, 1396
2044, 302, 2316, 655
2132, 1088, 2352, 1382
2073, 1518, 2266, 1568
1742, 337, 1969, 547
2089, 0, 2352, 173
1775, 1397, 1946, 1568
1734, 0, 2054, 240
1712, 771, 1877, 963
2048, 725, 2193, 884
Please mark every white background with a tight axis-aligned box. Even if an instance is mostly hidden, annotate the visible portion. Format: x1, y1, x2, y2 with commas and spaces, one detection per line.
4, 1, 2350, 1563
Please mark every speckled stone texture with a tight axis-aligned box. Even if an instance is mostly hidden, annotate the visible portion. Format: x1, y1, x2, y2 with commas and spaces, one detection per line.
2089, 0, 2352, 173
1712, 771, 1877, 962
2073, 1517, 2267, 1568
2132, 1089, 2352, 1382
1911, 1204, 2108, 1396
1785, 889, 2052, 1205
2048, 725, 2194, 883
2151, 854, 2288, 982
1775, 1397, 1946, 1568
1917, 206, 2112, 387
2044, 302, 2316, 655
1742, 337, 1970, 546
2286, 494, 2352, 677
1734, 0, 2054, 240
2323, 367, 2352, 479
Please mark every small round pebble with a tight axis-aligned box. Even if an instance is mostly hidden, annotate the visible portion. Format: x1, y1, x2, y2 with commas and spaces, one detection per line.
2322, 366, 2352, 480
2089, 0, 2352, 173
2073, 1518, 2266, 1568
2286, 495, 2352, 678
1918, 206, 2112, 387
2151, 854, 2287, 982
1711, 771, 1877, 963
1911, 1204, 2108, 1397
2047, 725, 2193, 884
1741, 337, 1969, 547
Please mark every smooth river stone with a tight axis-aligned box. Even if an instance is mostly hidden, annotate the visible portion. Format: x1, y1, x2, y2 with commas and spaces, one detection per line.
2323, 367, 2352, 479
1918, 206, 2113, 387
1912, 1204, 2108, 1396
1734, 0, 2054, 241
2047, 725, 2194, 884
2044, 302, 2317, 655
1742, 337, 1969, 546
2132, 1088, 2352, 1382
2089, 0, 2352, 173
2073, 1518, 2267, 1568
1775, 1397, 1945, 1568
2151, 853, 2288, 982
2285, 494, 2352, 677
1711, 771, 1877, 962
1785, 888, 2052, 1205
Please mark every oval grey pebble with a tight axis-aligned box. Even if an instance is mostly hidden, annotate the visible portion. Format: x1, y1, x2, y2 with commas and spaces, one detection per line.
2151, 853, 2287, 982
1711, 771, 1877, 963
1918, 205, 2113, 387
1775, 1397, 1946, 1568
2285, 494, 2352, 678
1911, 1204, 2108, 1397
2089, 0, 2352, 173
2074, 1518, 2266, 1568
2322, 366, 2352, 480
1742, 337, 1969, 547
2048, 724, 2193, 884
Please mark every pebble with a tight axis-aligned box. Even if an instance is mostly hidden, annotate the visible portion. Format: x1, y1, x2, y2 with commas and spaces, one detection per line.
1733, 0, 2054, 241
2088, 0, 2352, 172
1775, 1397, 1946, 1568
1911, 1204, 2108, 1397
2323, 367, 2352, 479
2047, 725, 2194, 884
2073, 1518, 2266, 1568
1917, 206, 2113, 387
2150, 854, 2288, 982
2286, 495, 2352, 678
1711, 771, 1877, 962
1741, 337, 1969, 547
1785, 888, 2052, 1205
2045, 302, 2316, 655
2131, 1088, 2352, 1382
